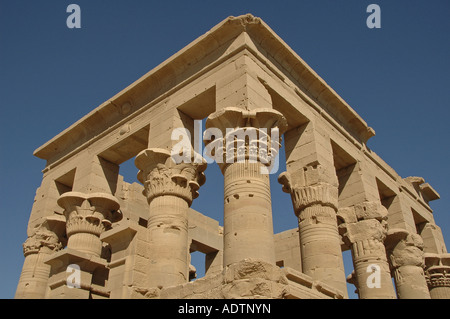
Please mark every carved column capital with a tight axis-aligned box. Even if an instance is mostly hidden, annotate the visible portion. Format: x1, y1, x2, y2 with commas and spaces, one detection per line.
384, 229, 431, 298
22, 216, 65, 257
205, 107, 287, 172
23, 229, 62, 257
57, 192, 121, 257
338, 201, 388, 224
337, 201, 396, 299
135, 148, 206, 206
385, 229, 425, 269
278, 171, 339, 227
58, 192, 122, 237
205, 107, 288, 134
424, 253, 450, 290
338, 201, 388, 248
279, 173, 338, 214
207, 128, 281, 169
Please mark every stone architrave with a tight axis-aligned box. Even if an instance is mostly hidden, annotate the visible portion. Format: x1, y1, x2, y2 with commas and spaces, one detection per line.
135, 148, 206, 288
205, 107, 287, 267
338, 201, 397, 299
385, 229, 430, 299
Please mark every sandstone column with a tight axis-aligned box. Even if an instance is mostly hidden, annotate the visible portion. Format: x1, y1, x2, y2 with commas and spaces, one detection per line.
385, 229, 430, 299
205, 107, 287, 267
57, 192, 122, 257
15, 221, 63, 299
278, 122, 347, 297
135, 148, 206, 288
15, 170, 68, 299
339, 201, 397, 299
279, 169, 347, 296
424, 253, 450, 299
44, 192, 121, 298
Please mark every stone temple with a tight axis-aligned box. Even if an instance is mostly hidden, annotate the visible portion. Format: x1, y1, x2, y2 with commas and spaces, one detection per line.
15, 14, 449, 299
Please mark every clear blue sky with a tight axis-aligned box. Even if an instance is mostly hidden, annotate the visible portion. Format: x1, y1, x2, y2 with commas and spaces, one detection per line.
1, 0, 449, 299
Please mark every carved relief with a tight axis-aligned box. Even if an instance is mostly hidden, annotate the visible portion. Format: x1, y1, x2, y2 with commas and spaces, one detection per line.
23, 229, 62, 256
135, 148, 206, 205
338, 201, 388, 248
278, 170, 339, 226
386, 230, 425, 270
424, 253, 450, 289
338, 201, 396, 298
205, 107, 287, 171
280, 177, 338, 211
384, 229, 431, 299
58, 192, 122, 237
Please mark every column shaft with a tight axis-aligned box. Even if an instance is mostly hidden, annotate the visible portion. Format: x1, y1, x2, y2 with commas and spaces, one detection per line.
135, 147, 206, 289
352, 240, 396, 299
279, 172, 348, 297
15, 226, 62, 299
223, 160, 275, 266
148, 195, 189, 287
67, 233, 103, 257
299, 204, 345, 291
429, 286, 450, 299
394, 265, 430, 298
205, 107, 287, 269
386, 229, 430, 299
339, 202, 397, 299
16, 250, 52, 298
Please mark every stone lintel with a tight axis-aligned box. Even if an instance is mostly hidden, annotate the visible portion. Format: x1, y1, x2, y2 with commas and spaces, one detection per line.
420, 183, 440, 202
100, 222, 139, 245
44, 248, 109, 298
404, 176, 440, 203
44, 248, 108, 271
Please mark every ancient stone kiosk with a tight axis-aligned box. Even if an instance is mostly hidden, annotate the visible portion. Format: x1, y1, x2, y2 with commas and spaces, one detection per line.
16, 14, 449, 299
